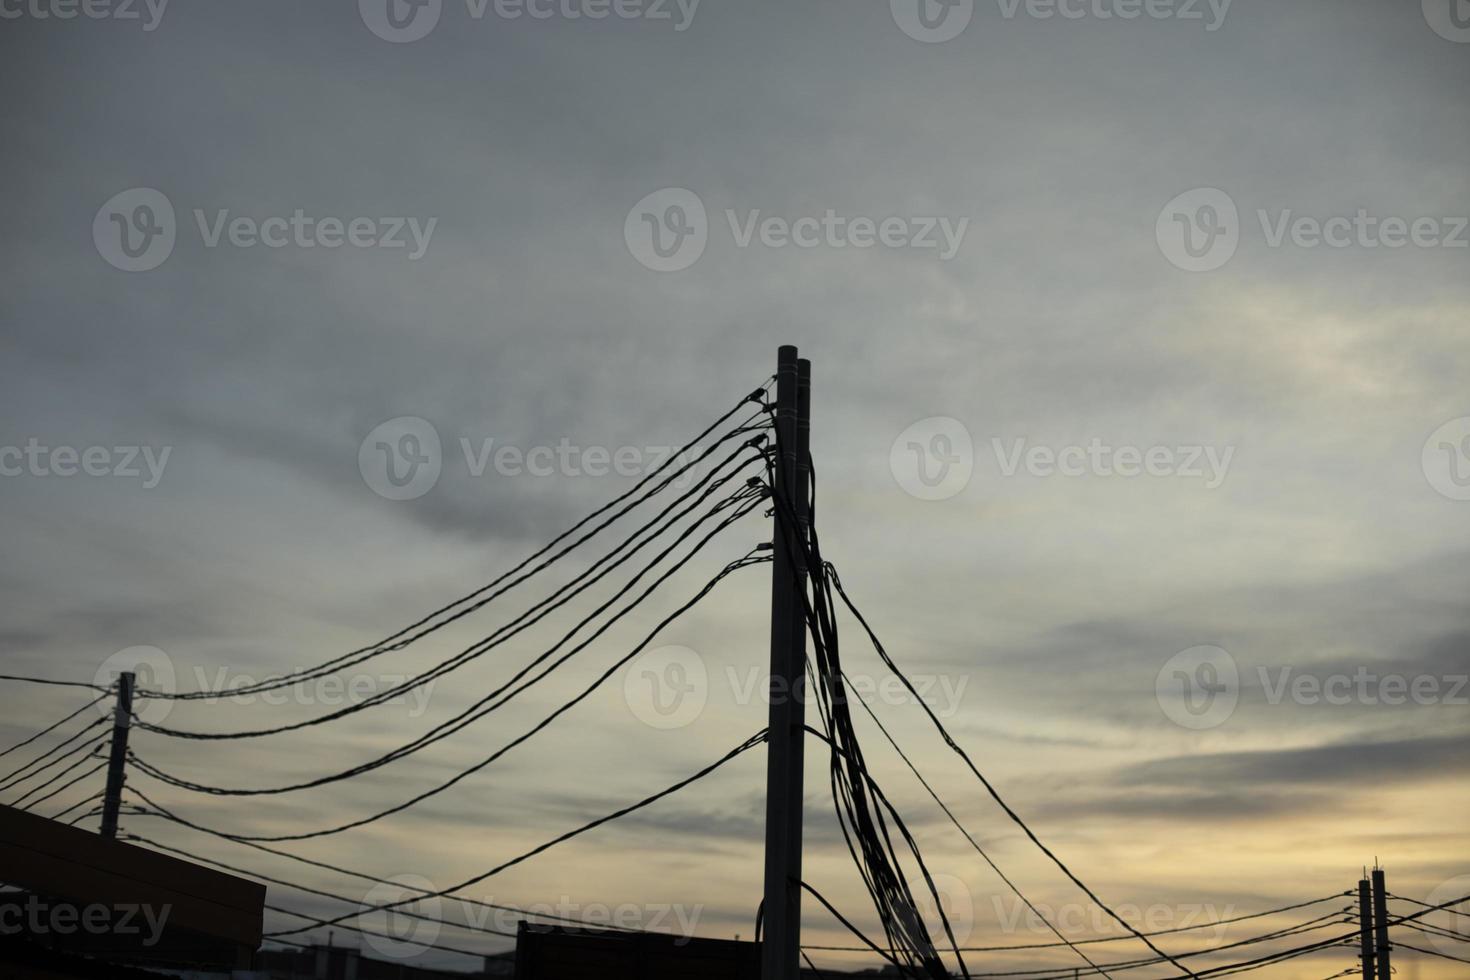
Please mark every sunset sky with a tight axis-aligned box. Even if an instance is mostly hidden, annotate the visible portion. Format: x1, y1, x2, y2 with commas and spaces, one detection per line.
1, 1, 1467, 977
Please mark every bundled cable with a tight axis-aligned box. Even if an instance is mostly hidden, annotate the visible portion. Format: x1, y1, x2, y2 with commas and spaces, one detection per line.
136, 387, 771, 706
135, 433, 767, 742
259, 729, 771, 939
131, 542, 772, 839
763, 453, 964, 979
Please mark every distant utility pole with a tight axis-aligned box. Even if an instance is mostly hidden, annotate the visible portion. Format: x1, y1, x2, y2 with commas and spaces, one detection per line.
1357, 875, 1375, 980
1371, 867, 1392, 980
762, 346, 811, 980
99, 671, 135, 839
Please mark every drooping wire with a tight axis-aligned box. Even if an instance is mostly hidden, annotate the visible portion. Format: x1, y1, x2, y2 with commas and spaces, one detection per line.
10, 738, 107, 809
134, 431, 769, 741
0, 691, 110, 761
803, 893, 1351, 953
136, 388, 771, 705
2, 733, 107, 799
129, 518, 769, 839
124, 836, 518, 940
17, 760, 108, 813
764, 449, 963, 978
117, 805, 641, 935
824, 560, 1203, 979
0, 717, 109, 792
261, 729, 771, 939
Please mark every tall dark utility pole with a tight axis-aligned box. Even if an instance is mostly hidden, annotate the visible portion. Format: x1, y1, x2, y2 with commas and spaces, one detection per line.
1371, 867, 1392, 980
762, 346, 810, 980
1357, 876, 1376, 980
99, 671, 135, 839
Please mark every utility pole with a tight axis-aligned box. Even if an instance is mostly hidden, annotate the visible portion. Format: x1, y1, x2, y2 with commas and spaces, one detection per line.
99, 671, 135, 839
762, 346, 810, 980
1371, 867, 1392, 980
1358, 875, 1375, 980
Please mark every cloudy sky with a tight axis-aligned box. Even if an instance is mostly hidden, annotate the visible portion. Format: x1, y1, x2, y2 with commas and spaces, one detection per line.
1, 0, 1467, 976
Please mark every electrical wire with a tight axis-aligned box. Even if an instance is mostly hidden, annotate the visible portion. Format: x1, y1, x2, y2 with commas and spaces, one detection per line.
51, 790, 104, 823
0, 675, 110, 692
136, 389, 771, 705
10, 738, 107, 809
0, 692, 110, 761
824, 559, 1202, 980
124, 835, 518, 940
2, 733, 108, 799
0, 716, 109, 791
131, 463, 765, 791
262, 729, 770, 939
134, 432, 768, 740
17, 761, 108, 813
117, 808, 641, 935
1393, 940, 1470, 964
803, 893, 1351, 953
131, 539, 769, 840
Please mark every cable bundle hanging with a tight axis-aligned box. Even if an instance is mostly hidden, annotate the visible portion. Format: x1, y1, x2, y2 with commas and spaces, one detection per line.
761, 429, 964, 979
132, 385, 771, 709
